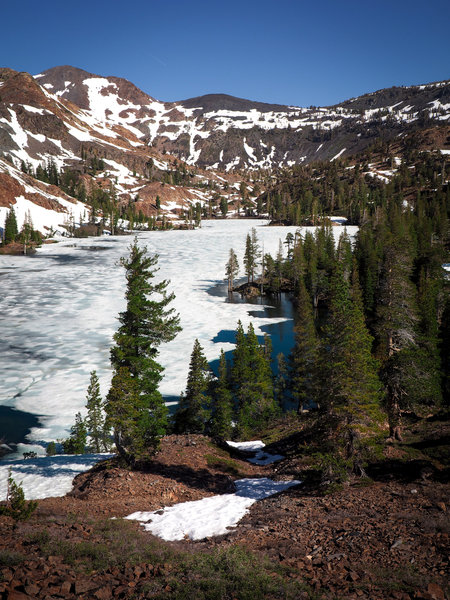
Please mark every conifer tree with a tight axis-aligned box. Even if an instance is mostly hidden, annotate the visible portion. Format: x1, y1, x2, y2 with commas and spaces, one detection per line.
4, 206, 18, 245
374, 235, 433, 439
243, 227, 260, 283
85, 370, 108, 452
274, 353, 288, 408
105, 367, 148, 462
63, 412, 87, 454
225, 248, 239, 293
20, 211, 34, 255
107, 238, 181, 463
243, 233, 253, 283
234, 323, 277, 437
209, 349, 233, 439
173, 339, 212, 433
231, 320, 250, 410
289, 275, 319, 413
318, 261, 382, 468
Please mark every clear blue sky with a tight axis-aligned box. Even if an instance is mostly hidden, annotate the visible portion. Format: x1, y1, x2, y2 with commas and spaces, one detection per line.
2, 0, 449, 106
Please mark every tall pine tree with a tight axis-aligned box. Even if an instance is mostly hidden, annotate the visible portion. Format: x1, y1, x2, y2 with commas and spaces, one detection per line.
289, 275, 319, 413
317, 260, 382, 469
173, 339, 212, 434
4, 206, 18, 245
85, 370, 109, 452
107, 238, 181, 463
209, 349, 233, 439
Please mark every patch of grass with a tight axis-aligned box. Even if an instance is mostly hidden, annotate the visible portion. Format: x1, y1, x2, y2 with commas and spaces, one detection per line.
38, 518, 174, 573
0, 549, 25, 567
17, 517, 319, 598
205, 440, 232, 457
148, 545, 316, 600
323, 482, 344, 495
204, 454, 243, 476
364, 564, 427, 594
24, 529, 50, 546
52, 539, 110, 569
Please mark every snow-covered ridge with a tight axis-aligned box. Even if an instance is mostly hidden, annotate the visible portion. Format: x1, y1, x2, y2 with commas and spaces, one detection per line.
28, 67, 450, 170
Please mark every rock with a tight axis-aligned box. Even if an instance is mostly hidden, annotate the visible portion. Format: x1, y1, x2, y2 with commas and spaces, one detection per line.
426, 583, 445, 600
59, 581, 72, 595
74, 579, 99, 594
6, 591, 33, 600
23, 585, 39, 595
94, 586, 113, 599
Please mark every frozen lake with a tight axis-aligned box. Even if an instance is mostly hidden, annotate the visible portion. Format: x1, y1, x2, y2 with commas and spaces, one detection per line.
0, 219, 357, 453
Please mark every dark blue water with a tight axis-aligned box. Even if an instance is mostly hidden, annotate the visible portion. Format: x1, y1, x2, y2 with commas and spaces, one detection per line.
209, 283, 295, 374
0, 407, 41, 450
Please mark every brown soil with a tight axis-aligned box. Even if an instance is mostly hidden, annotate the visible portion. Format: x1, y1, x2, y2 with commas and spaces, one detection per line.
0, 433, 448, 599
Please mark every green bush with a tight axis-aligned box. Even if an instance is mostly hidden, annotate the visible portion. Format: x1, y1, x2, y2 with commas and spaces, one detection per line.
0, 469, 38, 521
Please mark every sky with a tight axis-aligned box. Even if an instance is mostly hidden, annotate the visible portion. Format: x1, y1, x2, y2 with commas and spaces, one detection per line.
2, 0, 449, 107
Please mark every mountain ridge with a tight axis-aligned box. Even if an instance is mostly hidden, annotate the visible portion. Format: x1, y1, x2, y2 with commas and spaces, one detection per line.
1, 64, 449, 236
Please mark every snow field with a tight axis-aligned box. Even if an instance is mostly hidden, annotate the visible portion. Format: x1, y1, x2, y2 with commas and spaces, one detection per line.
126, 478, 301, 541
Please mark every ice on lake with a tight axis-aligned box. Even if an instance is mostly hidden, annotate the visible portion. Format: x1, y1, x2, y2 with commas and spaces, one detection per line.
0, 219, 357, 446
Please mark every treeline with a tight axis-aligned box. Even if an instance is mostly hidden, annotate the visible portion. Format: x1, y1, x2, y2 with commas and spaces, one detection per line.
213, 152, 448, 476
2, 206, 41, 253
259, 142, 448, 225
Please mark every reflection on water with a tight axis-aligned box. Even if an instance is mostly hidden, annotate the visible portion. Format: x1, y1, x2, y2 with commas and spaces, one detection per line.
209, 285, 295, 375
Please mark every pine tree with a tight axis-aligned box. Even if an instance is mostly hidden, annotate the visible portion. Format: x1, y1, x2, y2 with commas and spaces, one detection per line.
107, 238, 181, 463
0, 469, 37, 521
85, 370, 108, 452
243, 233, 253, 283
209, 349, 233, 439
231, 320, 250, 411
173, 339, 212, 434
289, 275, 319, 413
317, 261, 382, 469
274, 353, 288, 408
63, 412, 87, 454
374, 235, 432, 439
225, 248, 239, 293
20, 210, 34, 255
243, 228, 260, 283
234, 323, 277, 437
105, 367, 148, 462
4, 206, 18, 245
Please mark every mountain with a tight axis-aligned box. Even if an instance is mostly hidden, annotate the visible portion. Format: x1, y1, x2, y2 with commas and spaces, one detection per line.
0, 65, 449, 236
0, 67, 247, 235
36, 66, 450, 169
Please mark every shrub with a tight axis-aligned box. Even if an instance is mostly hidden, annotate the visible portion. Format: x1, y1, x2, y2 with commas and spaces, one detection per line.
0, 469, 38, 521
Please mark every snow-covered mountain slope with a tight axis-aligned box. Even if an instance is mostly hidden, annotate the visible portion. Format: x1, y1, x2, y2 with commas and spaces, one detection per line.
36, 66, 450, 170
1, 65, 449, 235
0, 157, 87, 235
0, 68, 251, 233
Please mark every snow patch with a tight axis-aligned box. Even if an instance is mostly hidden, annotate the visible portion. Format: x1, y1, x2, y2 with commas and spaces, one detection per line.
330, 148, 346, 161
226, 440, 284, 465
126, 478, 300, 540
